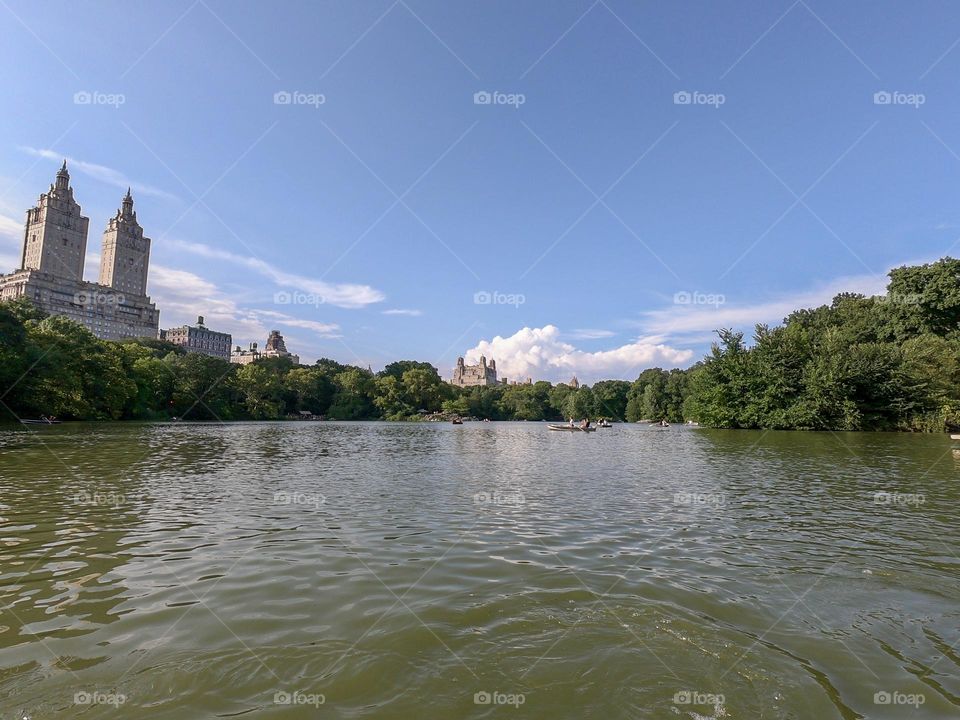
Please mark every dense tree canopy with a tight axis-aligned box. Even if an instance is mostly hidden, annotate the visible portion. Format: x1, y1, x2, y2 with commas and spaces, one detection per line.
1, 258, 958, 430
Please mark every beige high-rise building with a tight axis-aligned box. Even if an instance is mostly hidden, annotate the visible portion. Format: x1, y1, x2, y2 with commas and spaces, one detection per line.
0, 163, 160, 340
98, 188, 151, 297
230, 330, 300, 365
20, 161, 89, 281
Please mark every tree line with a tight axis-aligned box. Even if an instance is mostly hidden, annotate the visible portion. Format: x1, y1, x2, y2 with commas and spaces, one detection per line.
1, 258, 958, 430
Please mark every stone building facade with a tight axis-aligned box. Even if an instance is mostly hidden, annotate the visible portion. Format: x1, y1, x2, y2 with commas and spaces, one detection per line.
230, 330, 300, 365
160, 315, 232, 360
0, 163, 159, 340
451, 356, 500, 387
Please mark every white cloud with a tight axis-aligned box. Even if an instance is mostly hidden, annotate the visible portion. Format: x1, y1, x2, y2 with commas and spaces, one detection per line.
637, 270, 898, 339
0, 213, 21, 243
149, 264, 341, 361
568, 328, 615, 340
464, 325, 693, 384
383, 308, 422, 316
255, 309, 340, 337
19, 147, 177, 201
168, 238, 384, 309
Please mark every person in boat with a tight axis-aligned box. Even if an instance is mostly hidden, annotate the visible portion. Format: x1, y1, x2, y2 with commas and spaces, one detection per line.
569, 417, 575, 427
580, 418, 591, 430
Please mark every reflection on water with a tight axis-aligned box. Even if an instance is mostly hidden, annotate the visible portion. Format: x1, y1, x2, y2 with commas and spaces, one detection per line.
0, 422, 958, 718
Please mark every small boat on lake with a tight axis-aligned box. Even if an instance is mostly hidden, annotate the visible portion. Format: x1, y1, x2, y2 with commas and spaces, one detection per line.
951, 434, 960, 441
451, 417, 463, 425
21, 416, 61, 425
597, 421, 612, 428
548, 424, 597, 432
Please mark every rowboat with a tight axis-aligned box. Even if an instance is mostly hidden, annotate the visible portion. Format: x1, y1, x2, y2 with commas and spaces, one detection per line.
951, 434, 960, 441
21, 418, 61, 425
548, 425, 597, 432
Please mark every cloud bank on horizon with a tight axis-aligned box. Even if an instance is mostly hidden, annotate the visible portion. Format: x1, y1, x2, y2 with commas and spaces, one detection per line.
462, 264, 932, 385
463, 325, 694, 384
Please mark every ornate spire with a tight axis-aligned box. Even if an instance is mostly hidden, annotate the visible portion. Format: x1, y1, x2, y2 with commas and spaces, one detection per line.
121, 187, 134, 218
55, 160, 69, 191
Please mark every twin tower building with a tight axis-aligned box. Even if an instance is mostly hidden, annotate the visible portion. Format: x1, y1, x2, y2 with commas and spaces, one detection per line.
0, 162, 159, 339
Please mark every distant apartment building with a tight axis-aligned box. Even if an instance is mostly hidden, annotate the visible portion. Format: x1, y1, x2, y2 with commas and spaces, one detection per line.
451, 356, 500, 387
160, 316, 232, 360
230, 330, 300, 365
0, 163, 159, 339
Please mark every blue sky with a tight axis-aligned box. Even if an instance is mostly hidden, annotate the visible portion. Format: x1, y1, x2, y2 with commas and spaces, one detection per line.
2, 0, 960, 382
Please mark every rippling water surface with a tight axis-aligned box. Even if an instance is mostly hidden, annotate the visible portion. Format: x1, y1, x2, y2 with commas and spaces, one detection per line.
1, 422, 958, 718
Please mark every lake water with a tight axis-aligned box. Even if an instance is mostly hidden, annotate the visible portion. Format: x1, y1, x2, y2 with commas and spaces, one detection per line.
0, 422, 958, 718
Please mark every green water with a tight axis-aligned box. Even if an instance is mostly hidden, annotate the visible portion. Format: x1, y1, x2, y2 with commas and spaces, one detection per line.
0, 422, 957, 718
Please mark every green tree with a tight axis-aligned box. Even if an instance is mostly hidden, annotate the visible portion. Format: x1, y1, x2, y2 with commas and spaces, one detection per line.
286, 367, 335, 416
329, 368, 376, 419
234, 363, 284, 419
592, 380, 630, 421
